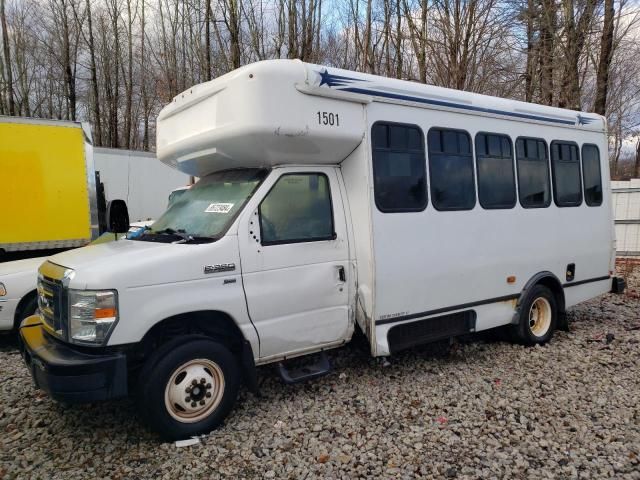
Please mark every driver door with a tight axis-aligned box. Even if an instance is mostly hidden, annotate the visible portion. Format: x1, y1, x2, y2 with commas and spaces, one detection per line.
238, 167, 351, 359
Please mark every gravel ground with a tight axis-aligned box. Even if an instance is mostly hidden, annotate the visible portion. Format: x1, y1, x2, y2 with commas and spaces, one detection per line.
1, 271, 639, 480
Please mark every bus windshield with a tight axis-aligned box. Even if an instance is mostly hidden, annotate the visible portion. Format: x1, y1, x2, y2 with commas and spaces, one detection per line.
137, 169, 268, 242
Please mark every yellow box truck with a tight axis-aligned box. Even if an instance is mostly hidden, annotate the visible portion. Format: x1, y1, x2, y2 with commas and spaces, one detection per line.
0, 117, 99, 260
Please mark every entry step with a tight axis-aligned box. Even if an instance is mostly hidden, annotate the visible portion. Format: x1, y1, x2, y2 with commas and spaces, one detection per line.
277, 352, 332, 384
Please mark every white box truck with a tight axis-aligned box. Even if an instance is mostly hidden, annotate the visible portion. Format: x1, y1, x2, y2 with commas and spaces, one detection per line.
20, 60, 624, 440
93, 147, 191, 222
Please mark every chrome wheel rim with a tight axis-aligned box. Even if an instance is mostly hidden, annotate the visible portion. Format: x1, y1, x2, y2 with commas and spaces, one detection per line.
164, 359, 225, 423
529, 297, 552, 337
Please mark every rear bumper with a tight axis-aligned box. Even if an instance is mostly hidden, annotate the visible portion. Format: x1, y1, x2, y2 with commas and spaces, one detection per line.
610, 277, 626, 294
19, 315, 127, 403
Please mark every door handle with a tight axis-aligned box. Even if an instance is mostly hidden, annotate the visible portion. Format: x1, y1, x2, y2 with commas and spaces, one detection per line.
337, 266, 346, 282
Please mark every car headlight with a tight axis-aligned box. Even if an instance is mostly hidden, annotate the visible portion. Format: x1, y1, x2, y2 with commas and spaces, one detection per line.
0, 282, 6, 296
68, 289, 118, 345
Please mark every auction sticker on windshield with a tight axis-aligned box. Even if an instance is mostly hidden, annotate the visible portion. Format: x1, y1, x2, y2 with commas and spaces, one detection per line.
205, 203, 234, 213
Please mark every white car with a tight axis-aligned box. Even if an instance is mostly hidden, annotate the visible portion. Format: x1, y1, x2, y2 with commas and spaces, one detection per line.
0, 224, 151, 333
0, 256, 43, 332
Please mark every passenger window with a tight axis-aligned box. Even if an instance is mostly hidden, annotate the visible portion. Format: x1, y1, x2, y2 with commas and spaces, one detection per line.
551, 141, 582, 207
428, 128, 475, 211
259, 173, 334, 245
515, 137, 551, 208
582, 144, 603, 206
371, 122, 427, 213
475, 133, 516, 209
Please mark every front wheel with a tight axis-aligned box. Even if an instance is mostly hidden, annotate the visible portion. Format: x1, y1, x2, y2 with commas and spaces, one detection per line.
511, 285, 557, 346
136, 337, 240, 440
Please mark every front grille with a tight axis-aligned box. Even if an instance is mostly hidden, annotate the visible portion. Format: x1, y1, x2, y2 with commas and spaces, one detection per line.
37, 276, 64, 337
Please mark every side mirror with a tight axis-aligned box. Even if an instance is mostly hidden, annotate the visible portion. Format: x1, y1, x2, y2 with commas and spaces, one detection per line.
106, 199, 130, 233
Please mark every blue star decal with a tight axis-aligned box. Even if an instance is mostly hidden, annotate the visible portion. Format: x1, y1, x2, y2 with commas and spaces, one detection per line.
318, 69, 365, 88
577, 114, 596, 125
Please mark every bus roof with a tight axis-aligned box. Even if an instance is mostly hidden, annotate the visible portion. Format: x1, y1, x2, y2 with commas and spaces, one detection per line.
157, 60, 604, 177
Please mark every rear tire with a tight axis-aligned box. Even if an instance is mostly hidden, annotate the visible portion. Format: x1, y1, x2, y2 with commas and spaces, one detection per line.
511, 285, 557, 346
136, 336, 240, 440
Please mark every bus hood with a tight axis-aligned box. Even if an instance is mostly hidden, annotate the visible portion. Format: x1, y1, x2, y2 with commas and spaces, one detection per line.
46, 236, 240, 290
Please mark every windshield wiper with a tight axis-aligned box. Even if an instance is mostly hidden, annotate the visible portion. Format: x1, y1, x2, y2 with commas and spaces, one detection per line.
134, 228, 215, 244
152, 228, 194, 243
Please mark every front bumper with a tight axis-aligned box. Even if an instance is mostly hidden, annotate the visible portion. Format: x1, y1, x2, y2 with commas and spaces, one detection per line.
19, 315, 128, 403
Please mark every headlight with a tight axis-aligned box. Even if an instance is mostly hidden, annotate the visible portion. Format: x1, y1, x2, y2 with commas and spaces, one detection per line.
0, 283, 6, 296
68, 289, 118, 345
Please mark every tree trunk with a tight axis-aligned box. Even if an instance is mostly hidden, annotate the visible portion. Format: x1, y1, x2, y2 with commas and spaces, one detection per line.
558, 0, 595, 110
525, 0, 535, 102
539, 0, 556, 106
395, 0, 402, 79
287, 0, 297, 58
205, 0, 211, 80
594, 0, 614, 115
229, 0, 241, 68
124, 0, 134, 149
141, 0, 149, 150
364, 0, 373, 72
60, 0, 76, 120
1, 0, 15, 115
85, 0, 102, 145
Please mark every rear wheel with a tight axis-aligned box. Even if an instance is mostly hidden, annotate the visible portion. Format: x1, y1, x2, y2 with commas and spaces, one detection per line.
136, 337, 240, 440
511, 284, 557, 346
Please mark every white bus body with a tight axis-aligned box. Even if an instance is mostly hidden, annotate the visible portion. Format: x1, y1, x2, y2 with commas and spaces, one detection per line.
20, 60, 623, 440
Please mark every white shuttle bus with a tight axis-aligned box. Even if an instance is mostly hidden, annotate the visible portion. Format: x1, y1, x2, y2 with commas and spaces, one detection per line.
20, 60, 625, 439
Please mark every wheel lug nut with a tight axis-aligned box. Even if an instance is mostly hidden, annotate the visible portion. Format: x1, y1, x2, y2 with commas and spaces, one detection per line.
200, 378, 206, 384
199, 400, 205, 405
206, 392, 212, 398
206, 383, 212, 389
191, 379, 198, 385
191, 401, 197, 407
185, 397, 190, 402
186, 387, 191, 393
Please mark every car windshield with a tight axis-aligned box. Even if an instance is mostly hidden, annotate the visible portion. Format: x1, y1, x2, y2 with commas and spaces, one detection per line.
138, 169, 267, 242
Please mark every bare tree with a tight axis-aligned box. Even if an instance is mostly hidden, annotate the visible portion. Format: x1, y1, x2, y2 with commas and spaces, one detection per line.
594, 0, 614, 114
1, 0, 15, 115
558, 0, 597, 110
404, 0, 429, 82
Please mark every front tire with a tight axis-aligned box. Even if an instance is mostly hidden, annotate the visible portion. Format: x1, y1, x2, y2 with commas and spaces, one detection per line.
136, 336, 240, 440
511, 284, 557, 346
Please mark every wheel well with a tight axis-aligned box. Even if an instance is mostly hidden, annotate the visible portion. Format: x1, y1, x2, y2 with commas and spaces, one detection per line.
536, 276, 566, 315
519, 273, 567, 330
134, 311, 258, 393
140, 310, 246, 354
14, 290, 37, 330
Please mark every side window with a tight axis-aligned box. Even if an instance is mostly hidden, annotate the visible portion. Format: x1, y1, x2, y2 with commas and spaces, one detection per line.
371, 122, 427, 213
259, 173, 334, 245
551, 141, 582, 207
515, 137, 551, 208
475, 133, 516, 209
582, 144, 603, 206
427, 128, 475, 211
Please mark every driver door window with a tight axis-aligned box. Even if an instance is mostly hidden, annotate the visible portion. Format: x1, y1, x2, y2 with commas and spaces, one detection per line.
259, 173, 335, 245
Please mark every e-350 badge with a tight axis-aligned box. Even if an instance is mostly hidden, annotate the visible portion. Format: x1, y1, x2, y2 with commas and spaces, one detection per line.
204, 263, 236, 274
